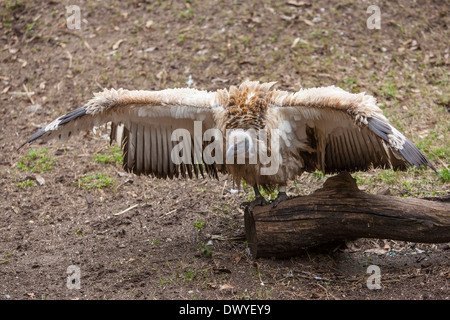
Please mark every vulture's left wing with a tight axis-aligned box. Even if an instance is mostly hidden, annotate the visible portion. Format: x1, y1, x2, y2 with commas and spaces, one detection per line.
19, 88, 228, 179
269, 86, 435, 174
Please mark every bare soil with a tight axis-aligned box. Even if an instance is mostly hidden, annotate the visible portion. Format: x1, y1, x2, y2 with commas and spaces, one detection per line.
0, 0, 449, 300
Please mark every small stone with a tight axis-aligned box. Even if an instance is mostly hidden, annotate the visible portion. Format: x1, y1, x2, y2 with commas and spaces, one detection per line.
85, 194, 94, 205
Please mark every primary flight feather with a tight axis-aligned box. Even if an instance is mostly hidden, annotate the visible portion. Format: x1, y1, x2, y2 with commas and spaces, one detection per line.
19, 81, 435, 207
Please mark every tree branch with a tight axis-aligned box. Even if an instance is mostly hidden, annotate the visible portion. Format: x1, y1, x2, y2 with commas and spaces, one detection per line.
244, 172, 450, 258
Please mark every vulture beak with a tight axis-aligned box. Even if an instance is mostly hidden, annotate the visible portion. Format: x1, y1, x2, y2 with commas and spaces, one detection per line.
226, 132, 251, 163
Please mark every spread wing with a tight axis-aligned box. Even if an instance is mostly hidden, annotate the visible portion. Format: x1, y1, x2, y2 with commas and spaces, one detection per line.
269, 86, 435, 174
19, 88, 228, 179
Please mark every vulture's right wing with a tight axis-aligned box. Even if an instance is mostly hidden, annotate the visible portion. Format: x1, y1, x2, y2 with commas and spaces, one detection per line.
269, 86, 435, 174
19, 88, 229, 179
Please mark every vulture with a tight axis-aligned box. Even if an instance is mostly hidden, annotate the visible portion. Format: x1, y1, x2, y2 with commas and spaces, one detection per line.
19, 81, 435, 207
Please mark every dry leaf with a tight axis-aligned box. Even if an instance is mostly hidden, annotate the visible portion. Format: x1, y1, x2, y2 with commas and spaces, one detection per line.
291, 37, 300, 48
219, 283, 234, 291
18, 58, 28, 68
156, 70, 165, 79
364, 248, 387, 255
112, 39, 126, 50
2, 86, 11, 94
394, 94, 404, 101
287, 0, 311, 7
303, 19, 314, 26
83, 40, 94, 53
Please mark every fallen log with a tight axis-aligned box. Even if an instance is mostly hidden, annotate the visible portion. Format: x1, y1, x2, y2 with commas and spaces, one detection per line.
244, 172, 450, 258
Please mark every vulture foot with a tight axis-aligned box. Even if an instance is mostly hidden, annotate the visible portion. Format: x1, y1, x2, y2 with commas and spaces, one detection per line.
271, 192, 289, 208
240, 195, 269, 211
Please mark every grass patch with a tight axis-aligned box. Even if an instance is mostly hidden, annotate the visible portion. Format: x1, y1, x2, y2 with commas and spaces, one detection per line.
150, 239, 160, 245
381, 80, 400, 102
17, 179, 35, 189
158, 273, 176, 288
17, 148, 56, 173
193, 218, 206, 233
438, 168, 450, 183
1, 252, 14, 264
4, 0, 24, 11
94, 145, 123, 165
354, 166, 448, 197
77, 173, 115, 190
198, 242, 212, 258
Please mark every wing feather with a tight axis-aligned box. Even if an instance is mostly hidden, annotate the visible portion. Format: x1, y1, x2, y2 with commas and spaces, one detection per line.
337, 134, 348, 170
161, 125, 169, 178
331, 135, 343, 170
19, 88, 227, 179
191, 136, 199, 178
167, 126, 176, 179
144, 125, 151, 175
156, 126, 163, 178
150, 126, 157, 176
270, 86, 435, 173
121, 126, 129, 170
135, 122, 144, 175
127, 122, 136, 172
344, 130, 360, 169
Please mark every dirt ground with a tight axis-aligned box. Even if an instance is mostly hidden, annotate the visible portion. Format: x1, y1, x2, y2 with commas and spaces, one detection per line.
0, 0, 449, 300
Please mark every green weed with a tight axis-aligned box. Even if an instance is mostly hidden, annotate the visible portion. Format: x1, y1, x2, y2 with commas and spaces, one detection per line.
17, 149, 56, 173
438, 168, 450, 182
17, 179, 35, 189
94, 145, 123, 165
198, 242, 212, 258
193, 218, 206, 233
77, 173, 115, 190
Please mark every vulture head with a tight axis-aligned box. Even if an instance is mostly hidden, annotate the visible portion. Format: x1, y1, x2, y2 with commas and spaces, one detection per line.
225, 129, 254, 164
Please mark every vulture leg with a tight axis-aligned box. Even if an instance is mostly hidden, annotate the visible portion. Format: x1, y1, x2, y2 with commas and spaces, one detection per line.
271, 185, 289, 208
240, 184, 269, 210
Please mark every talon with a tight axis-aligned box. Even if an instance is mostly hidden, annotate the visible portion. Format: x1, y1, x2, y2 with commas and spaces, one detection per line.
271, 192, 289, 208
240, 195, 269, 211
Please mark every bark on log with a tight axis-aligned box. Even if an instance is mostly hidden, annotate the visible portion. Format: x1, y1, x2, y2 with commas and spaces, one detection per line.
244, 172, 450, 258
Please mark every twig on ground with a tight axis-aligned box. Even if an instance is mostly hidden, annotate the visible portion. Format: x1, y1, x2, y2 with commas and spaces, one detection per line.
114, 204, 138, 216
